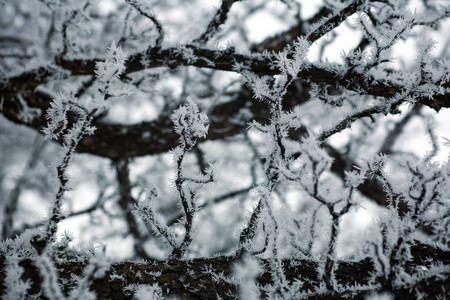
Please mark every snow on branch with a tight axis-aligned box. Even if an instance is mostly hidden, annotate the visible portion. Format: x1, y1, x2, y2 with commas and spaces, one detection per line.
193, 0, 241, 45
135, 99, 214, 259
124, 0, 165, 48
39, 42, 129, 250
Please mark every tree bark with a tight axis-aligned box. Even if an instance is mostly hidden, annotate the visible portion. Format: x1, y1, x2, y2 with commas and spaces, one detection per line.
1, 243, 449, 299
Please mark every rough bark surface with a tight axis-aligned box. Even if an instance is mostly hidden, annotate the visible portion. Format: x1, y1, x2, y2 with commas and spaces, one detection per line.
0, 243, 448, 299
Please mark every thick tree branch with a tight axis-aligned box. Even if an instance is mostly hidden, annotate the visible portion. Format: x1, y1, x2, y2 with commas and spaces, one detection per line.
3, 45, 449, 114
0, 243, 448, 299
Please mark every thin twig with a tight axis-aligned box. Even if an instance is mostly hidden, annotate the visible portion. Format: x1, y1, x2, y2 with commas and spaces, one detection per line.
125, 0, 164, 48
193, 0, 241, 45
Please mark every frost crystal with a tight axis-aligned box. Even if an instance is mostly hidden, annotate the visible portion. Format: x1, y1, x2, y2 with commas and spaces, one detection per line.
233, 256, 261, 300
133, 283, 163, 300
3, 256, 31, 300
171, 98, 209, 148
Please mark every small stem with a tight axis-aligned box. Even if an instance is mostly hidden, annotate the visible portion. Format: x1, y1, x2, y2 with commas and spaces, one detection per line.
170, 151, 195, 259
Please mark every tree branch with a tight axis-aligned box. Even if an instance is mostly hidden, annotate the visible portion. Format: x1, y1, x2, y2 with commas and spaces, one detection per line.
193, 0, 241, 45
3, 45, 449, 113
114, 159, 152, 261
0, 243, 448, 299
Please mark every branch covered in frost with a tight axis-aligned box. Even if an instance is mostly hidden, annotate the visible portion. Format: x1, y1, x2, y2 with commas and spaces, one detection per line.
237, 41, 310, 297
37, 43, 128, 250
3, 256, 31, 300
362, 153, 450, 289
134, 188, 179, 250
135, 99, 213, 259
307, 0, 367, 43
124, 0, 165, 48
1, 244, 448, 299
193, 0, 241, 45
35, 247, 109, 300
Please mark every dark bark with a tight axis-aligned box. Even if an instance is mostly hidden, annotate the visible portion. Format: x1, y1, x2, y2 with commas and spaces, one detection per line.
0, 243, 448, 299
